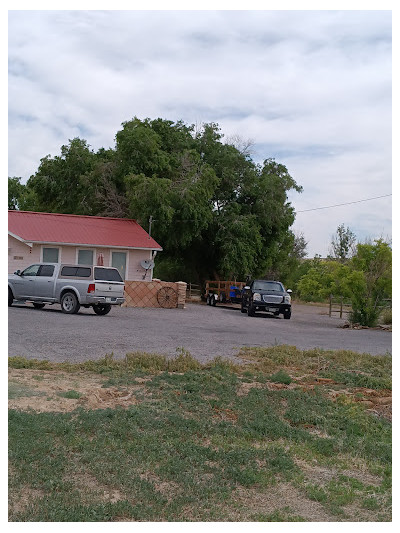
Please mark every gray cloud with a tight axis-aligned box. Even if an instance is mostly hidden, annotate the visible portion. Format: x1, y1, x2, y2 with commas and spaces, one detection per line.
8, 9, 392, 256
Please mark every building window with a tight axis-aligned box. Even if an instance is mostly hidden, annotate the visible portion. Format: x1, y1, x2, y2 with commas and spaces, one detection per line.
42, 247, 59, 263
111, 251, 127, 280
78, 249, 94, 265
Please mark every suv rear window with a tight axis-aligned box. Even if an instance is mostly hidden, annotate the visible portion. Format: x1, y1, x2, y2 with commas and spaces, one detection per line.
61, 266, 91, 277
94, 267, 123, 282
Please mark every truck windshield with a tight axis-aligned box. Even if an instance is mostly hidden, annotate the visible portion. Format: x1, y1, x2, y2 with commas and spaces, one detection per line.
94, 268, 123, 282
253, 281, 283, 292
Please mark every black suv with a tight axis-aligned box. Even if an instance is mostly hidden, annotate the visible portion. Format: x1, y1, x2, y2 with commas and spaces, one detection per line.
241, 279, 292, 319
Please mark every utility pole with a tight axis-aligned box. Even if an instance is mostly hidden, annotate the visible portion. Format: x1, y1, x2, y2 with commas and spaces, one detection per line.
148, 215, 153, 238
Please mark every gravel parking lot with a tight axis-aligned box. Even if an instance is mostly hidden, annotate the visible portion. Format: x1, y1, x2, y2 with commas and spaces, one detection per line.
8, 301, 391, 363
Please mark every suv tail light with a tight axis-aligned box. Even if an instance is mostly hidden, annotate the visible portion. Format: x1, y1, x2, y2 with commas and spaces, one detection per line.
87, 283, 95, 294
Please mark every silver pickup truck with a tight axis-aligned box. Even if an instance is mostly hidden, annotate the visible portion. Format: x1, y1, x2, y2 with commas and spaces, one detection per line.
8, 263, 125, 315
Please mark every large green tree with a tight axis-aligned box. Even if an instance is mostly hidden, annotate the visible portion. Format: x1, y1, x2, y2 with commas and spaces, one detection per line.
11, 117, 303, 283
26, 138, 97, 214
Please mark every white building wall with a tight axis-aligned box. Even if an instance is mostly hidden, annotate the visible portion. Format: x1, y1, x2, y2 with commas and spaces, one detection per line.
8, 235, 158, 281
8, 236, 40, 273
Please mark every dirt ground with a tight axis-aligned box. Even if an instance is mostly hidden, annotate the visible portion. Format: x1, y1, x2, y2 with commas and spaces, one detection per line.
8, 368, 152, 412
8, 368, 392, 422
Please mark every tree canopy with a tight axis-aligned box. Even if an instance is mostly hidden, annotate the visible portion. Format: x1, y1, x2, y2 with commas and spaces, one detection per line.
329, 223, 357, 262
10, 117, 303, 283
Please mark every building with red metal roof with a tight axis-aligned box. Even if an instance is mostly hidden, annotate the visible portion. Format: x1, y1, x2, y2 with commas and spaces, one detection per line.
8, 211, 162, 281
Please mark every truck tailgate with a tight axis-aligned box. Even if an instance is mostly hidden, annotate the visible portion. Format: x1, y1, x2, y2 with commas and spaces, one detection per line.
94, 281, 125, 300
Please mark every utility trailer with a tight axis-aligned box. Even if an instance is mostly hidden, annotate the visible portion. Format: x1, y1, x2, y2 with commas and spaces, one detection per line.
205, 280, 246, 306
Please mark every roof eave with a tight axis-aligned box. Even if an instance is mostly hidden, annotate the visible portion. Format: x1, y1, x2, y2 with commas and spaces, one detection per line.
8, 231, 33, 247
8, 234, 163, 251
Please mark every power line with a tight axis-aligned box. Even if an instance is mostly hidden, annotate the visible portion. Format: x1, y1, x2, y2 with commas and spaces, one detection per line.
296, 194, 392, 213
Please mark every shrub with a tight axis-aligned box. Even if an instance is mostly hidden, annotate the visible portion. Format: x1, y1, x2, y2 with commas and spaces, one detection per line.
380, 308, 392, 325
269, 369, 292, 385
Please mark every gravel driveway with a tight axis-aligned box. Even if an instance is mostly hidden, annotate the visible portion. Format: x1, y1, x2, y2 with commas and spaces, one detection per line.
8, 302, 391, 363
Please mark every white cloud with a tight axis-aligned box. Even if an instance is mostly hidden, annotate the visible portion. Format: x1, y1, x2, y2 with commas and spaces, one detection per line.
8, 9, 392, 256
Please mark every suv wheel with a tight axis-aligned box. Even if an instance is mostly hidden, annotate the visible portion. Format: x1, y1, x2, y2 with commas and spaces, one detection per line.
247, 304, 256, 317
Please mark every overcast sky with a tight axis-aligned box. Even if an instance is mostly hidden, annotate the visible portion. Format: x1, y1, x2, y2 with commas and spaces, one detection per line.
8, 7, 392, 257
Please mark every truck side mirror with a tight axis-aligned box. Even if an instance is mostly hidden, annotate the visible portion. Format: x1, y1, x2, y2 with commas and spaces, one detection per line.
14, 270, 21, 276
244, 286, 250, 290
287, 289, 292, 293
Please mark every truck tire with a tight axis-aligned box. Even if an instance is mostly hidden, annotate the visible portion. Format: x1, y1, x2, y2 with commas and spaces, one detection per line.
33, 303, 45, 309
61, 291, 80, 314
240, 302, 247, 313
93, 304, 111, 316
283, 310, 291, 320
8, 288, 13, 307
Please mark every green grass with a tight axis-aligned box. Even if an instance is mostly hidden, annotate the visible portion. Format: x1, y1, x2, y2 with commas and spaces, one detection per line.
269, 369, 292, 384
8, 382, 46, 400
8, 347, 392, 522
57, 390, 83, 399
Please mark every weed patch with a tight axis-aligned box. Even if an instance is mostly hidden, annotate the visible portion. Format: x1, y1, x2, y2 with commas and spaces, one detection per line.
269, 369, 292, 384
57, 390, 83, 399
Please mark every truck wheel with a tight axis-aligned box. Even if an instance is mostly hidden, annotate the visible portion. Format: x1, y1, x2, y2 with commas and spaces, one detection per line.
8, 288, 13, 307
93, 304, 111, 316
206, 295, 211, 305
33, 303, 45, 309
211, 296, 217, 306
240, 302, 247, 313
283, 310, 291, 320
61, 292, 80, 314
247, 304, 256, 317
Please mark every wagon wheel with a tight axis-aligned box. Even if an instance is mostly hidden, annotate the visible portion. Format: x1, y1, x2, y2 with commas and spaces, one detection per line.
157, 287, 178, 308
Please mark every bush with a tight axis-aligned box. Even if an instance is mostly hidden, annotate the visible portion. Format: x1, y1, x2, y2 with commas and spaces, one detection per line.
380, 308, 392, 325
349, 297, 380, 327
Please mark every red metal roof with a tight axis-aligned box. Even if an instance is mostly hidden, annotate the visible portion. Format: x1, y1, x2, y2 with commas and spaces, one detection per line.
8, 211, 162, 250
